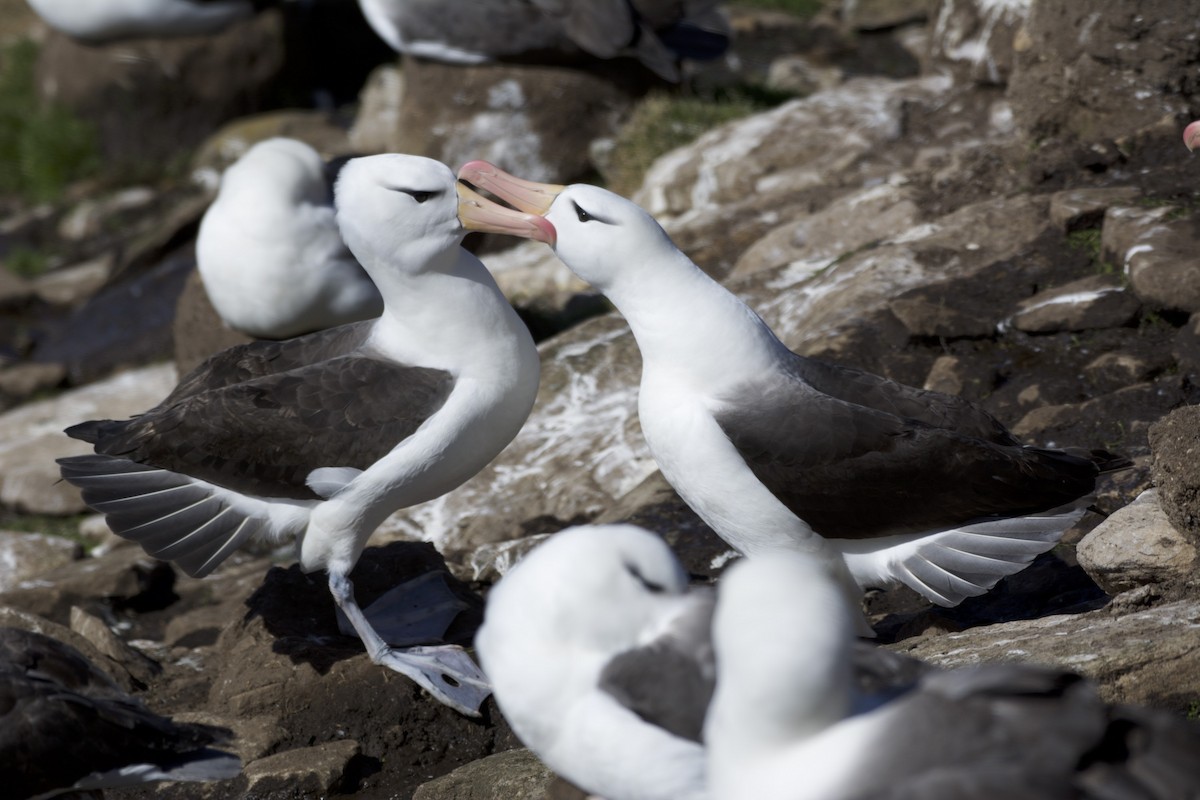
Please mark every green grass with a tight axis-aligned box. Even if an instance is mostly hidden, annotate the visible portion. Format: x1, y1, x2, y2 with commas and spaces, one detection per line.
1065, 227, 1120, 277
4, 245, 50, 278
0, 39, 100, 204
604, 87, 791, 196
0, 511, 99, 552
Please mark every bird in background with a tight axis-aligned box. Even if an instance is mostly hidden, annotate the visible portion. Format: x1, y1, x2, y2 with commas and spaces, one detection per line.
458, 160, 1130, 634
25, 0, 270, 43
0, 627, 240, 798
58, 154, 554, 716
355, 0, 730, 82
196, 137, 383, 340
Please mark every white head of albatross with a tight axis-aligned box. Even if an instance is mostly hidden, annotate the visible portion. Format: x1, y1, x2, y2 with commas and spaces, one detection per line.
58, 154, 553, 716
458, 160, 1130, 634
196, 137, 384, 340
476, 524, 712, 800
706, 552, 1200, 800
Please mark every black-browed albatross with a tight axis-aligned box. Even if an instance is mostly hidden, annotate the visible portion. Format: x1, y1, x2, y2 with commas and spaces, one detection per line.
476, 523, 927, 800
25, 0, 260, 43
707, 551, 1200, 799
1, 627, 240, 798
355, 0, 730, 82
196, 137, 383, 339
58, 154, 554, 716
458, 161, 1129, 629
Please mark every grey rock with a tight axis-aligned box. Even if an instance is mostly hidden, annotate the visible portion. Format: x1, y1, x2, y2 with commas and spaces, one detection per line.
842, 0, 933, 31
35, 11, 287, 165
1048, 187, 1141, 233
57, 187, 156, 242
172, 268, 253, 377
1007, 274, 1140, 333
1076, 489, 1198, 596
1123, 212, 1200, 314
458, 535, 550, 585
412, 748, 558, 800
1008, 0, 1197, 168
929, 0, 1030, 85
69, 605, 162, 687
1149, 405, 1200, 543
244, 739, 362, 796
391, 58, 646, 184
0, 530, 81, 591
892, 597, 1200, 711
0, 362, 66, 408
1082, 351, 1169, 395
1100, 205, 1175, 272
732, 183, 921, 279
0, 362, 176, 514
0, 265, 33, 308
0, 606, 138, 691
348, 63, 405, 154
764, 55, 843, 96
30, 254, 114, 307
1011, 380, 1185, 454
923, 355, 964, 395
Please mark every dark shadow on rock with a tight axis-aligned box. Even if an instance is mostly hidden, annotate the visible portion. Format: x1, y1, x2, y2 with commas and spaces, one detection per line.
243, 541, 484, 674
873, 550, 1109, 644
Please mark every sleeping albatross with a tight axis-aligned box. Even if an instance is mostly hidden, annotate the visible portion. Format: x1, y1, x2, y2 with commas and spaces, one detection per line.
475, 524, 926, 800
196, 137, 383, 339
1, 627, 240, 798
457, 161, 1129, 628
25, 0, 261, 43
57, 154, 554, 716
707, 552, 1200, 799
355, 0, 730, 82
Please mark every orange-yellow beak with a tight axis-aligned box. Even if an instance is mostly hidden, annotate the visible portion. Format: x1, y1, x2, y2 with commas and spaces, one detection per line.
458, 160, 565, 215
456, 181, 556, 245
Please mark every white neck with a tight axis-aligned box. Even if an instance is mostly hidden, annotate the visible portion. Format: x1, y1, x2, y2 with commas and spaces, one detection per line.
365, 247, 534, 376
601, 249, 785, 391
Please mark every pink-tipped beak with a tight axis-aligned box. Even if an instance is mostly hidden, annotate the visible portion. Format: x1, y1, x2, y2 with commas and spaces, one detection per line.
457, 182, 556, 245
1185, 120, 1200, 153
457, 160, 565, 215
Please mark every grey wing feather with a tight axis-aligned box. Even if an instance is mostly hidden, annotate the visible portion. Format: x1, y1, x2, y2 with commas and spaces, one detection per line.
65, 354, 455, 500
598, 589, 716, 742
714, 370, 1101, 539
842, 664, 1200, 800
57, 455, 265, 577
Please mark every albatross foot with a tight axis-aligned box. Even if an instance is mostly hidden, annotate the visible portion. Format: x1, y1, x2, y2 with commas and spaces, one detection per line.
336, 571, 470, 647
373, 644, 492, 717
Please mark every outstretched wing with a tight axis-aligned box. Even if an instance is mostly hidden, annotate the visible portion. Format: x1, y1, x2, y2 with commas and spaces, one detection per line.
67, 354, 454, 500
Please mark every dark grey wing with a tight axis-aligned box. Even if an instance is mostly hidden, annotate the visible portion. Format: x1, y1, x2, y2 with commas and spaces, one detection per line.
66, 354, 454, 500
161, 320, 374, 406
0, 628, 124, 699
714, 373, 1100, 539
842, 665, 1200, 800
598, 589, 716, 743
782, 353, 1018, 445
531, 0, 633, 57
0, 630, 237, 799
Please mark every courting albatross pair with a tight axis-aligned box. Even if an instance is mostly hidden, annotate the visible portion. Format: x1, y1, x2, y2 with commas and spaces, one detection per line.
458, 160, 1129, 630
58, 154, 555, 716
478, 524, 1200, 800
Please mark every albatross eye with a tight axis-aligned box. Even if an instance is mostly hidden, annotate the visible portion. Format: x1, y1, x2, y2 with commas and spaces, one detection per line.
573, 201, 594, 223
624, 561, 666, 594
409, 190, 434, 204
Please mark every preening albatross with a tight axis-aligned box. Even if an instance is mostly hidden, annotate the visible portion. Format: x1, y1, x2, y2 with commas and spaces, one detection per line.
25, 0, 261, 43
355, 0, 730, 82
58, 154, 554, 715
458, 161, 1129, 629
196, 137, 383, 339
0, 627, 240, 799
475, 524, 926, 800
706, 553, 1200, 800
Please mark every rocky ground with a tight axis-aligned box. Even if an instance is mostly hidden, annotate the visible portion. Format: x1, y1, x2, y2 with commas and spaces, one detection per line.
1, 0, 1200, 797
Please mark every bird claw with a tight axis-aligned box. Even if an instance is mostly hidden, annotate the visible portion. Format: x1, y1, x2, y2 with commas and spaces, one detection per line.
373, 644, 492, 717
